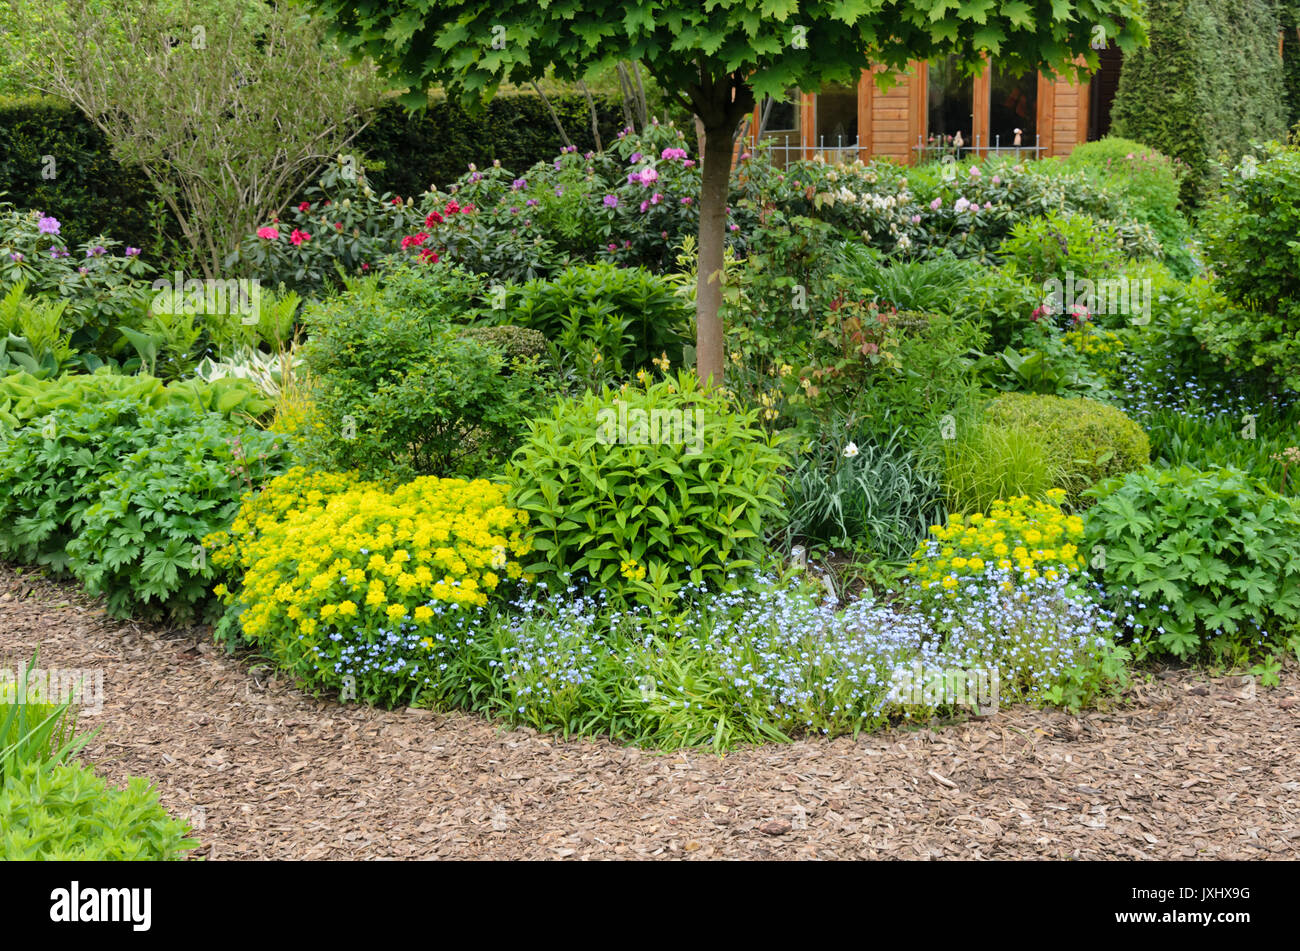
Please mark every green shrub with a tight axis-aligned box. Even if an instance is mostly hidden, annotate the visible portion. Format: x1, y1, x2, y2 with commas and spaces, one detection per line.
0, 95, 165, 247
1084, 466, 1300, 658
457, 325, 550, 365
1061, 137, 1193, 276
851, 311, 986, 439
500, 261, 690, 385
1197, 139, 1300, 389
507, 372, 786, 603
776, 427, 945, 562
0, 400, 288, 618
67, 407, 290, 620
0, 758, 196, 860
985, 392, 1150, 503
953, 264, 1042, 352
301, 282, 553, 480
998, 210, 1127, 286
1110, 0, 1287, 205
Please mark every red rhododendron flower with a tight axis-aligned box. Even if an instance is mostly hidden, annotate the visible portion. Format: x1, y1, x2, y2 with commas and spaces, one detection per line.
392, 196, 403, 206
444, 200, 460, 215
256, 226, 279, 240
289, 229, 311, 246
425, 211, 444, 227
418, 249, 439, 264
334, 222, 343, 231
298, 202, 311, 212
400, 232, 429, 250
462, 203, 475, 213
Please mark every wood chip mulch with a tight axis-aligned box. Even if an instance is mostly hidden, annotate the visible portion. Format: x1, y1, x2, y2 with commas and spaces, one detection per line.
3, 564, 1297, 860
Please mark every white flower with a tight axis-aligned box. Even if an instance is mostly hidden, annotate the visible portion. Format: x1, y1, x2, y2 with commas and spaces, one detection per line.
843, 442, 859, 458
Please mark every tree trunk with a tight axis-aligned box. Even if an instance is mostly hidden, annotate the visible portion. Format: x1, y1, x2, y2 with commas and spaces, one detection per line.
695, 120, 734, 387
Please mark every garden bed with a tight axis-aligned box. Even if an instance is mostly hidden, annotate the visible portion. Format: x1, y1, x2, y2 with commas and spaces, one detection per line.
4, 563, 1295, 861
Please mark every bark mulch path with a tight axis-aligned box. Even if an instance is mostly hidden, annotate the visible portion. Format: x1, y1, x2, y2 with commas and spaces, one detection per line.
3, 564, 1298, 860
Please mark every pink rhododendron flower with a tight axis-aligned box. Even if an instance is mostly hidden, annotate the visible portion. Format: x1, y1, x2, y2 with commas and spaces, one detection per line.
289, 229, 311, 245
257, 226, 279, 240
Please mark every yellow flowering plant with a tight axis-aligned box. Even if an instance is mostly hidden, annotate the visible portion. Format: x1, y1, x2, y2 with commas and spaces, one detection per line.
906, 489, 1087, 595
207, 467, 531, 705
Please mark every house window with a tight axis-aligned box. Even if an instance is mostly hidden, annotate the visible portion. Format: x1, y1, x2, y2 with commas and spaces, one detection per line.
814, 81, 857, 158
757, 91, 801, 167
989, 64, 1037, 152
927, 55, 973, 156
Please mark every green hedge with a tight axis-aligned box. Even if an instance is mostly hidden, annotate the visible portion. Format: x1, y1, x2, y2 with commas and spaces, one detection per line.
0, 94, 163, 247
1110, 0, 1288, 204
355, 93, 626, 197
0, 92, 625, 249
1285, 1, 1300, 129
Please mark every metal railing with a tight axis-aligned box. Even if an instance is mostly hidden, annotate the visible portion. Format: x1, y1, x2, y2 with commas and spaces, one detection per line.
912, 133, 1044, 163
753, 132, 1046, 165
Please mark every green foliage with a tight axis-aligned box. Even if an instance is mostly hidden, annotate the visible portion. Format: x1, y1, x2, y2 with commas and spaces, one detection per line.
1060, 136, 1193, 276
828, 244, 984, 313
775, 427, 945, 563
456, 325, 550, 365
67, 408, 291, 620
0, 368, 272, 430
301, 278, 554, 480
305, 0, 1146, 114
1285, 2, 1300, 127
938, 411, 1062, 515
1197, 139, 1300, 389
498, 262, 690, 386
985, 392, 1150, 504
0, 653, 84, 783
506, 372, 786, 604
0, 400, 289, 619
1110, 0, 1288, 204
1084, 466, 1300, 658
0, 95, 166, 248
0, 201, 156, 355
998, 210, 1128, 286
354, 92, 624, 196
0, 758, 196, 860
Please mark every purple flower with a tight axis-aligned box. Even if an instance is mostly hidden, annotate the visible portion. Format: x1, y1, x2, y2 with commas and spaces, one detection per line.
525, 198, 538, 207
910, 215, 922, 224
954, 197, 971, 213
554, 186, 564, 197
680, 197, 693, 206
637, 167, 658, 186
661, 147, 688, 161
603, 194, 619, 208
38, 216, 60, 235
511, 178, 527, 191
86, 245, 106, 257
991, 175, 1001, 185
650, 192, 662, 205
639, 200, 649, 213
629, 152, 643, 163
77, 266, 88, 275
930, 197, 942, 211
607, 242, 618, 252
9, 252, 23, 262
124, 247, 140, 257
729, 223, 739, 232
509, 206, 519, 215
683, 160, 695, 168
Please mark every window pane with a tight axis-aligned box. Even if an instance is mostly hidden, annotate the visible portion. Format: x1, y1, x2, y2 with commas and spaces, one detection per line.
758, 91, 801, 168
927, 55, 973, 150
989, 64, 1037, 149
815, 81, 857, 155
